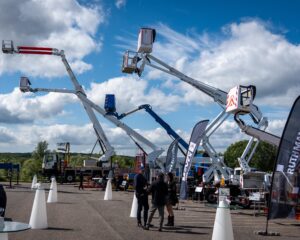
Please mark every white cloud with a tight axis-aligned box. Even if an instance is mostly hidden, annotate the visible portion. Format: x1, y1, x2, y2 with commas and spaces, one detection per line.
205, 118, 285, 153
0, 127, 16, 143
115, 0, 126, 9
267, 119, 286, 137
135, 21, 300, 108
0, 123, 172, 155
1, 18, 295, 155
0, 88, 76, 123
0, 0, 105, 77
86, 76, 182, 113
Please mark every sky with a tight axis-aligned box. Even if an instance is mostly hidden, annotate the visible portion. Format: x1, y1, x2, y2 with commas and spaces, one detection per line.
0, 0, 299, 156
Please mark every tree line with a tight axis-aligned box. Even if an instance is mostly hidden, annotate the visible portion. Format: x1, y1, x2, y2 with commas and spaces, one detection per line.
0, 140, 277, 182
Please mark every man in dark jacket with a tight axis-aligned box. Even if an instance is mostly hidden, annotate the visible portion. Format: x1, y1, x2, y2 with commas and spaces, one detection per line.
0, 184, 7, 217
134, 168, 149, 228
78, 171, 84, 190
144, 173, 168, 231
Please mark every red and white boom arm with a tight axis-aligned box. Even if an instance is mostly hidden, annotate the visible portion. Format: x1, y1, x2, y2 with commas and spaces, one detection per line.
2, 40, 114, 162
2, 40, 164, 169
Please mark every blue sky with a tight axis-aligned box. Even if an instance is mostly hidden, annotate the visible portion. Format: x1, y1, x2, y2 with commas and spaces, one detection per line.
0, 0, 299, 155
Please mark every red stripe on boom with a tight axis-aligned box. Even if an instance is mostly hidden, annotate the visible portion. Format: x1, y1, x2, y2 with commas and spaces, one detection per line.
18, 50, 53, 55
18, 46, 53, 51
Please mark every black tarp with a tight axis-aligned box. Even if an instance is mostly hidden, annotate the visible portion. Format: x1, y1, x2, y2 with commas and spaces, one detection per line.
269, 96, 300, 220
165, 139, 179, 173
179, 120, 209, 200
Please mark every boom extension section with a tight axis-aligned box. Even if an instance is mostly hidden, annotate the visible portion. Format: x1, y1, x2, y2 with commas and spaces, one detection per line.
121, 28, 272, 179
117, 104, 189, 151
234, 113, 280, 147
4, 41, 115, 162
10, 41, 164, 170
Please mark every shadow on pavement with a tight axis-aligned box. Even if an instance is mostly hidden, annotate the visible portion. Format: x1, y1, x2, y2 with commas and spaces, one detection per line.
47, 227, 74, 231
147, 227, 209, 235
56, 202, 74, 205
175, 225, 212, 229
57, 191, 91, 194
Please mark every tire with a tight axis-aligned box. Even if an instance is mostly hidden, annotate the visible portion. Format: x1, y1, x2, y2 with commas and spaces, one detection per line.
239, 199, 252, 209
206, 192, 217, 204
66, 174, 75, 183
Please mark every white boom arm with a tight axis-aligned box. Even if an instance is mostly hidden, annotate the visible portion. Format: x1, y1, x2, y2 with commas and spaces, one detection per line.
234, 113, 280, 147
3, 43, 114, 162
6, 41, 164, 170
143, 54, 268, 174
121, 28, 269, 178
144, 54, 233, 181
23, 84, 164, 169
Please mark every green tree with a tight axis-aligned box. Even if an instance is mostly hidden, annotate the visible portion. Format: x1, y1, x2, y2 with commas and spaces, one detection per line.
69, 154, 85, 167
21, 141, 49, 181
32, 141, 49, 161
224, 140, 278, 172
112, 155, 134, 168
21, 158, 39, 181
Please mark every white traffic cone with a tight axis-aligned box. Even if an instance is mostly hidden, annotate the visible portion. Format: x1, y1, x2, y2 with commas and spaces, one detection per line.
212, 200, 234, 240
130, 192, 138, 218
29, 183, 48, 229
31, 174, 37, 189
104, 179, 112, 200
47, 178, 57, 203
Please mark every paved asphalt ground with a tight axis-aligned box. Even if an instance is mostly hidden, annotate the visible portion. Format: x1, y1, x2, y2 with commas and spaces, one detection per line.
3, 182, 300, 240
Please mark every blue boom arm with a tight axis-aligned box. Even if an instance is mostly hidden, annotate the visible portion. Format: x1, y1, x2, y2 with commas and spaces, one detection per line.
118, 104, 189, 151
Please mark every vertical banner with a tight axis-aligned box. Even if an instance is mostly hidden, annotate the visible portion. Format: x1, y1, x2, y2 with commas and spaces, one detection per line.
180, 120, 209, 200
165, 139, 179, 173
269, 96, 300, 220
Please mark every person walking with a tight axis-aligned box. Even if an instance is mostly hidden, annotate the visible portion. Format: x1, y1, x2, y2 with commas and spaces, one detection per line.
0, 184, 7, 217
165, 172, 178, 226
134, 167, 149, 228
79, 171, 84, 190
144, 173, 168, 232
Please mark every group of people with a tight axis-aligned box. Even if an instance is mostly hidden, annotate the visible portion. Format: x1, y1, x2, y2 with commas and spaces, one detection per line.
134, 169, 178, 232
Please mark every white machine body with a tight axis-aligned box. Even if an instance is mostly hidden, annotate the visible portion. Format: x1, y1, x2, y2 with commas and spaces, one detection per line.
137, 28, 155, 53
226, 85, 254, 113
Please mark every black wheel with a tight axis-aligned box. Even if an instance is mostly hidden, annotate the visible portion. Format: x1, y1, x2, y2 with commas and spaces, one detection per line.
66, 174, 75, 183
239, 199, 252, 209
206, 192, 217, 204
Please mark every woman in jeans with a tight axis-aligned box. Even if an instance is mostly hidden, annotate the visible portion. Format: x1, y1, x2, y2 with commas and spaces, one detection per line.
165, 172, 177, 226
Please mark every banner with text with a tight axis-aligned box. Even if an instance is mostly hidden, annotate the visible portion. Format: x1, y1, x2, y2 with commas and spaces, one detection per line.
166, 139, 179, 173
180, 120, 209, 200
269, 96, 300, 220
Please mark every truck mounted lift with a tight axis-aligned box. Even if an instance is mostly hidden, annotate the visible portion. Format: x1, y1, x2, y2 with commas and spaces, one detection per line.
2, 40, 164, 174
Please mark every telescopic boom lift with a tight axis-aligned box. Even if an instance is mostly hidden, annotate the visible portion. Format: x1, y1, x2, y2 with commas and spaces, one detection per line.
117, 104, 188, 151
2, 40, 164, 171
2, 40, 114, 162
121, 28, 269, 182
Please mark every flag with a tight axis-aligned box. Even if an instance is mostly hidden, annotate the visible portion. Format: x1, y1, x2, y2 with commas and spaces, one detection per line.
165, 139, 179, 173
269, 96, 300, 220
180, 120, 209, 200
